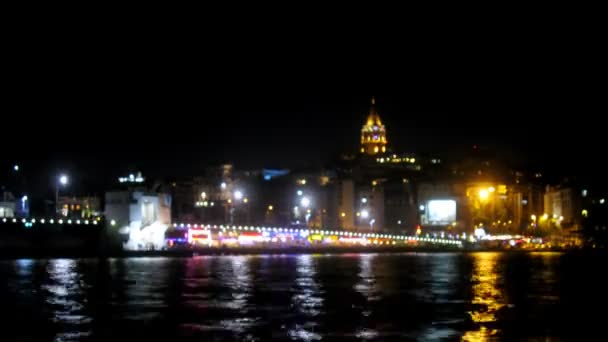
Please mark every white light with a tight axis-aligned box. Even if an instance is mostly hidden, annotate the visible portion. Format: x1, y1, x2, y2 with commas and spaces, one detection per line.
297, 190, 303, 196
59, 175, 68, 185
110, 220, 116, 226
50, 219, 54, 224
361, 198, 368, 204
21, 195, 28, 202
474, 228, 486, 239
234, 191, 244, 200
301, 197, 311, 208
221, 182, 227, 189
419, 205, 425, 211
601, 199, 605, 205
427, 200, 457, 224
201, 192, 207, 199
361, 210, 370, 219
67, 220, 72, 224
13, 165, 19, 171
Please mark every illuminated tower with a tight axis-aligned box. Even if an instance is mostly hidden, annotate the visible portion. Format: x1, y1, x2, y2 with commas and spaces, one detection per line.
360, 97, 388, 155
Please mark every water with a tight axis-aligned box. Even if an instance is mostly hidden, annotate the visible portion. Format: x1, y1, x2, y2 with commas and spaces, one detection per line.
0, 252, 606, 341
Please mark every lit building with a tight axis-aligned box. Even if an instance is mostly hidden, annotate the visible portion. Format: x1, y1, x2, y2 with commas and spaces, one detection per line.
360, 97, 388, 155
0, 192, 16, 218
57, 196, 101, 219
544, 185, 582, 227
105, 190, 172, 250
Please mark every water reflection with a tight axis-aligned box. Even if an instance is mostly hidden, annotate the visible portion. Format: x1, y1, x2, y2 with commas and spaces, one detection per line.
0, 253, 582, 341
463, 252, 505, 341
180, 256, 259, 339
121, 258, 171, 321
289, 255, 323, 341
354, 254, 380, 340
44, 259, 92, 341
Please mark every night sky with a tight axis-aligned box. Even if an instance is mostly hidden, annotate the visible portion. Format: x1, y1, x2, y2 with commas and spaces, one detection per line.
2, 90, 604, 195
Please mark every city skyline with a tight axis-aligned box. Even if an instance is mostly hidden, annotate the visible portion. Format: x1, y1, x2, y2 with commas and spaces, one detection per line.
2, 95, 604, 194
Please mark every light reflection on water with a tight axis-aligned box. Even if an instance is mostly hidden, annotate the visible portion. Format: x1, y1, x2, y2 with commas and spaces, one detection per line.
0, 252, 591, 341
463, 252, 505, 342
288, 255, 323, 341
44, 259, 92, 341
354, 254, 380, 339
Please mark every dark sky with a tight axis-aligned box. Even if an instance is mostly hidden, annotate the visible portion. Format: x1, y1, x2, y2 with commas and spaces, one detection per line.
2, 89, 604, 195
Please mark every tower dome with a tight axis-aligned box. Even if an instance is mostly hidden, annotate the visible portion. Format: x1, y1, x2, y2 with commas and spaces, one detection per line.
360, 97, 388, 155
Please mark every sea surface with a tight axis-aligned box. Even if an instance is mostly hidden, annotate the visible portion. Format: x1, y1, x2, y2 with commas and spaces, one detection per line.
1, 252, 606, 341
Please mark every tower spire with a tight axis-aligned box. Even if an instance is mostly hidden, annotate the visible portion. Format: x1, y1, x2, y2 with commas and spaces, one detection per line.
360, 96, 387, 155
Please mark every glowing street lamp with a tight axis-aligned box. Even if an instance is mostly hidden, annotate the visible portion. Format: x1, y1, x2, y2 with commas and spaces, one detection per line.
479, 189, 489, 201
234, 190, 244, 201
56, 174, 69, 215
301, 197, 311, 208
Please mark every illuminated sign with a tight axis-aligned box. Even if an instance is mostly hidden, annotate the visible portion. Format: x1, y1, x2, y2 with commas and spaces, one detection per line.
425, 200, 457, 225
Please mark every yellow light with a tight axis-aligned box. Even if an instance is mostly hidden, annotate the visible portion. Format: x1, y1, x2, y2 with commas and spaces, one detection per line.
531, 215, 537, 221
372, 181, 377, 186
228, 199, 232, 204
356, 212, 361, 217
244, 198, 249, 203
268, 205, 274, 211
479, 189, 489, 201
361, 148, 365, 153
381, 146, 386, 153
488, 187, 496, 193
498, 185, 507, 195
582, 209, 589, 218
374, 146, 379, 153
341, 212, 346, 218
541, 214, 549, 221
410, 158, 416, 164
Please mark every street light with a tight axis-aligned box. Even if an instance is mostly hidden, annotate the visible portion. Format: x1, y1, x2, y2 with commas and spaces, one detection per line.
13, 165, 19, 172
479, 189, 489, 201
301, 197, 311, 208
361, 210, 370, 219
234, 190, 243, 201
56, 174, 69, 216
